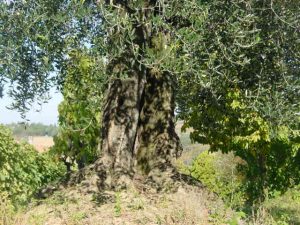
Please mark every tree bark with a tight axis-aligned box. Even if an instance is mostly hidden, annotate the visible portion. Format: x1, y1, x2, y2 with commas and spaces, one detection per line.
95, 0, 182, 189
99, 77, 142, 186
97, 71, 182, 188
134, 69, 182, 175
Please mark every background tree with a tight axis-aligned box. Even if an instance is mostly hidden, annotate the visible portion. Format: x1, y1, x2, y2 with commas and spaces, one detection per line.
177, 0, 300, 202
5, 123, 58, 137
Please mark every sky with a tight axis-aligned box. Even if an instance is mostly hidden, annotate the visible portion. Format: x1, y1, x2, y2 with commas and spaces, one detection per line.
0, 89, 63, 125
0, 1, 62, 124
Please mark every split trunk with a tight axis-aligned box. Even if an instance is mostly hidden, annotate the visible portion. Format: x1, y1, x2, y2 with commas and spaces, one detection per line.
97, 69, 182, 188
94, 1, 182, 188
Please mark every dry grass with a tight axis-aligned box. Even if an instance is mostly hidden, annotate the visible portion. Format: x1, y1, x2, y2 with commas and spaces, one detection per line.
15, 181, 233, 225
15, 136, 54, 153
27, 136, 54, 153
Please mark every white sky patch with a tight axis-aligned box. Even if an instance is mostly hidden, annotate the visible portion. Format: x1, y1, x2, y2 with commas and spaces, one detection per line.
0, 89, 63, 125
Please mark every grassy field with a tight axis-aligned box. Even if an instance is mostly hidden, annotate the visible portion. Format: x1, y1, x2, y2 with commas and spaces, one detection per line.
15, 136, 54, 153
27, 136, 54, 153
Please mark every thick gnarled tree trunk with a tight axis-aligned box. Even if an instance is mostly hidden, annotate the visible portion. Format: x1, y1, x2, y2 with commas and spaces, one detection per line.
95, 0, 182, 189
97, 71, 182, 188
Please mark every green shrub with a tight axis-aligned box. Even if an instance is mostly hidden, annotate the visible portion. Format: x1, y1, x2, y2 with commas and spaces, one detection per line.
0, 125, 66, 205
189, 150, 246, 209
0, 192, 26, 225
261, 185, 300, 225
185, 88, 300, 202
189, 149, 300, 224
53, 50, 103, 170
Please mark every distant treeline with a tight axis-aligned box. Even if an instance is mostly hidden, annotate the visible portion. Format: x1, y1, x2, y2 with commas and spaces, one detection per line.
5, 123, 58, 137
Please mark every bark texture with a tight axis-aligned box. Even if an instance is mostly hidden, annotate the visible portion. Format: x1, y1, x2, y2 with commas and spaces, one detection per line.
97, 72, 182, 187
95, 0, 182, 189
101, 78, 140, 176
134, 69, 182, 175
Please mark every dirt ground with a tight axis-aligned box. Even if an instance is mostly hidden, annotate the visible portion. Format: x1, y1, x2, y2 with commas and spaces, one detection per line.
20, 182, 232, 225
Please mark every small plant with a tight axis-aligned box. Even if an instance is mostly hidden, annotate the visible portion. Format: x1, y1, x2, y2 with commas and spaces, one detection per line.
130, 198, 144, 211
114, 192, 122, 217
71, 211, 87, 224
28, 213, 47, 225
155, 215, 162, 225
227, 211, 246, 225
0, 193, 16, 225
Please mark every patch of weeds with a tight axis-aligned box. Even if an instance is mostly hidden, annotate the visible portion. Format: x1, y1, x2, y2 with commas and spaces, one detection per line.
128, 195, 145, 211
263, 186, 300, 224
70, 211, 88, 224
208, 205, 229, 225
29, 213, 47, 225
226, 211, 246, 225
247, 206, 276, 225
155, 215, 162, 225
158, 195, 169, 208
114, 192, 122, 217
45, 192, 67, 205
53, 208, 64, 219
172, 209, 186, 223
208, 215, 227, 225
134, 216, 151, 225
0, 193, 16, 225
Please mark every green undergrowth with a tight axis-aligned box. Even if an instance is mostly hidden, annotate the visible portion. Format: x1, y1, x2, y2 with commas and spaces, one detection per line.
178, 149, 300, 224
0, 125, 66, 206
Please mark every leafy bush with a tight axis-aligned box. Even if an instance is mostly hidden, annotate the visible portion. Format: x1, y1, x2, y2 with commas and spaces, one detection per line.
184, 88, 300, 202
189, 150, 246, 209
0, 192, 24, 225
189, 149, 300, 224
53, 50, 104, 170
0, 125, 66, 205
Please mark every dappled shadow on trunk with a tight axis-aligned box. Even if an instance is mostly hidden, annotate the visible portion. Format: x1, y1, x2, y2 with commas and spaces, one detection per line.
93, 68, 183, 190
134, 69, 182, 175
37, 72, 190, 197
98, 78, 141, 188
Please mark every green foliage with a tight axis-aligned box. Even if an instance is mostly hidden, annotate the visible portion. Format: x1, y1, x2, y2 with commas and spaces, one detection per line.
185, 88, 300, 202
177, 0, 300, 202
53, 50, 105, 169
189, 150, 246, 209
0, 193, 17, 225
1, 0, 299, 205
114, 192, 122, 217
189, 150, 300, 224
178, 0, 299, 125
0, 125, 66, 205
263, 185, 300, 225
0, 0, 103, 116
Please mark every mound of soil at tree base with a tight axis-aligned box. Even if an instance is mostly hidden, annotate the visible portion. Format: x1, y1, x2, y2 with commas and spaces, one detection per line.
21, 165, 235, 225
